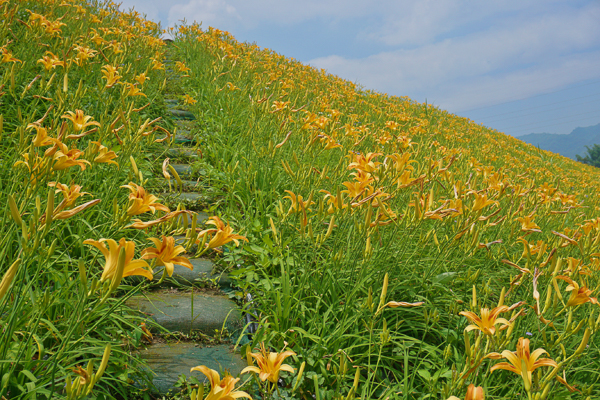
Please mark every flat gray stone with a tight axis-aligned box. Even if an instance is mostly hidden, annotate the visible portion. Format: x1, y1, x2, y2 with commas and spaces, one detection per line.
174, 192, 202, 203
174, 120, 195, 130
127, 292, 241, 334
139, 343, 247, 395
152, 258, 212, 285
180, 179, 202, 190
171, 164, 192, 178
167, 148, 200, 159
173, 134, 196, 145
169, 109, 196, 120
148, 258, 233, 289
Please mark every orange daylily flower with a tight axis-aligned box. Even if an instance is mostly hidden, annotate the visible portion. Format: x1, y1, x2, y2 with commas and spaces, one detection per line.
241, 343, 296, 384
14, 153, 48, 183
84, 238, 153, 282
101, 65, 121, 88
283, 190, 313, 214
126, 210, 190, 229
0, 46, 21, 63
151, 59, 164, 70
516, 215, 541, 232
123, 83, 146, 97
122, 182, 169, 216
90, 141, 118, 166
459, 306, 510, 335
175, 61, 190, 73
189, 366, 251, 400
141, 236, 193, 277
487, 337, 557, 391
556, 275, 598, 307
61, 110, 101, 132
196, 216, 248, 250
471, 192, 498, 212
26, 124, 56, 147
73, 45, 97, 66
51, 142, 91, 171
347, 152, 382, 174
37, 51, 64, 71
447, 384, 485, 400
134, 72, 149, 85
183, 94, 197, 105
49, 181, 89, 209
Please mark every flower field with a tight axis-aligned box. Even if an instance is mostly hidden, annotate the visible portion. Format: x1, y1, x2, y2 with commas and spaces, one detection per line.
1, 0, 600, 399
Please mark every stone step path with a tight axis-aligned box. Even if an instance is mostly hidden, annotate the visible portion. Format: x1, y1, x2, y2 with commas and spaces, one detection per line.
127, 42, 254, 397
138, 343, 247, 394
127, 291, 241, 334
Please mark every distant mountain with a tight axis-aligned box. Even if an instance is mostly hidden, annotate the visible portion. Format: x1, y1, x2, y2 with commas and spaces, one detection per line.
517, 123, 600, 160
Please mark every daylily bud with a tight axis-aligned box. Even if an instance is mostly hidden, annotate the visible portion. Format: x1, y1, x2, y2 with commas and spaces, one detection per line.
542, 285, 552, 314
92, 343, 111, 385
47, 238, 57, 258
44, 188, 55, 230
498, 287, 506, 307
574, 328, 591, 356
63, 72, 68, 92
0, 258, 21, 301
65, 376, 72, 397
8, 194, 22, 226
464, 330, 472, 358
129, 155, 139, 177
353, 366, 360, 389
472, 285, 477, 309
378, 273, 389, 312
364, 236, 372, 259
572, 319, 585, 335
109, 247, 127, 293
167, 164, 183, 189
35, 196, 41, 220
324, 216, 335, 241
292, 361, 305, 392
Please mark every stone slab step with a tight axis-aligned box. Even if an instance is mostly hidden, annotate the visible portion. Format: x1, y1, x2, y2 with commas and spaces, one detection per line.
169, 109, 196, 120
173, 134, 196, 145
167, 148, 200, 159
170, 163, 192, 178
180, 180, 202, 190
138, 343, 247, 395
172, 192, 203, 204
126, 292, 242, 334
151, 258, 232, 288
174, 120, 195, 130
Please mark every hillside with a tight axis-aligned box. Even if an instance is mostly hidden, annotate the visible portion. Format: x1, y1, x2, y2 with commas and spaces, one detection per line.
518, 122, 600, 159
2, 1, 600, 399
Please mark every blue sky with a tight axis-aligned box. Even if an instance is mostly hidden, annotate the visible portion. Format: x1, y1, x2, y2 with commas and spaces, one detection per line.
119, 0, 600, 137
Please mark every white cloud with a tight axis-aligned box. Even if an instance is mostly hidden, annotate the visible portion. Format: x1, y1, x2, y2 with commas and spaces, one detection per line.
309, 3, 600, 111
167, 0, 378, 30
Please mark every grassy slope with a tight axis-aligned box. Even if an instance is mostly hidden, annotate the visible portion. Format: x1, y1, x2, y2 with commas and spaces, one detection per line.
2, 0, 600, 399
170, 25, 600, 399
